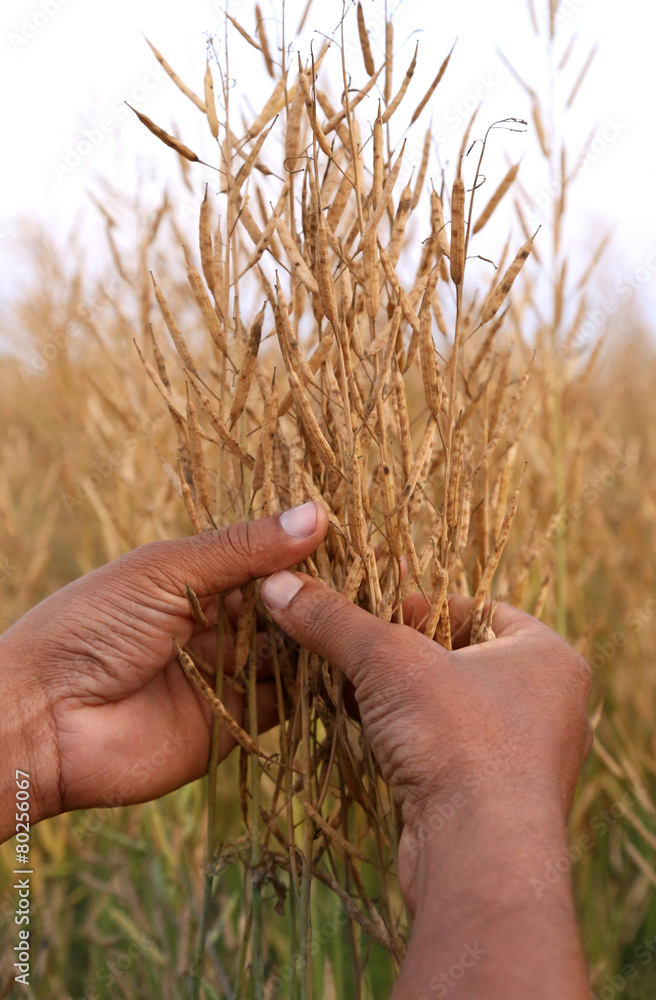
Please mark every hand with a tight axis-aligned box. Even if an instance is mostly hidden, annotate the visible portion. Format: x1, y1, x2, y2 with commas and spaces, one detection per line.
0, 502, 328, 838
261, 572, 592, 909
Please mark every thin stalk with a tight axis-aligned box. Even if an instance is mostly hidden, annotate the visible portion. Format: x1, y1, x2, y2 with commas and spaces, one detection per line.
299, 648, 313, 1000
248, 628, 264, 998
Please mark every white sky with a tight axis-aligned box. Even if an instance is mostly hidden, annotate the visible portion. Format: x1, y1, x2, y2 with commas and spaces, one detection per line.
0, 0, 654, 332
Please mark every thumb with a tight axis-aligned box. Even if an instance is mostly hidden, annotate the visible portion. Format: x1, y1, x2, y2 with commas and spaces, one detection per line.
111, 501, 329, 601
261, 571, 430, 690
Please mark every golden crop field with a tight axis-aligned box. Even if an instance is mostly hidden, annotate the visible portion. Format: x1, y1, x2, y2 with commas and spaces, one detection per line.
1, 2, 655, 998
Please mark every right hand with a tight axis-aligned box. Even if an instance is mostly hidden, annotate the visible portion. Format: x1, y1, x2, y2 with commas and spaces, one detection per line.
261, 573, 592, 911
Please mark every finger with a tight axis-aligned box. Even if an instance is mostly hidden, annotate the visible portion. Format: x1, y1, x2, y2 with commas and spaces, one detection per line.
122, 502, 328, 601
260, 571, 440, 691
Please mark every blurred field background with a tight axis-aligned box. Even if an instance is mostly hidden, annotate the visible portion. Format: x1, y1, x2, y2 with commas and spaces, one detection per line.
2, 1, 656, 998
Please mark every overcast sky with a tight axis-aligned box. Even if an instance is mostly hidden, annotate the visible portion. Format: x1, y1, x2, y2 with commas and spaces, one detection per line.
1, 0, 654, 333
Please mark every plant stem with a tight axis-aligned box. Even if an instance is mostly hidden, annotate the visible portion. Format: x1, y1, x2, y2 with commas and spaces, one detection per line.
248, 627, 264, 998
299, 648, 313, 1000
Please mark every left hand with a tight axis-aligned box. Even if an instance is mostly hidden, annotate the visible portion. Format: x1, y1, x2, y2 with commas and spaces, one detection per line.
0, 502, 327, 836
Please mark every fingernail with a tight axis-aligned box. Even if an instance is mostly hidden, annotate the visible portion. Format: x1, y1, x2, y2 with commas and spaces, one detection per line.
280, 501, 317, 539
261, 571, 304, 611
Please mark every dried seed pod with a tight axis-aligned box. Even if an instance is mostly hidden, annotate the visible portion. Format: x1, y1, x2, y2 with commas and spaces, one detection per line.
399, 505, 421, 585
226, 13, 261, 51
431, 190, 451, 259
357, 2, 375, 75
289, 434, 305, 509
378, 246, 421, 337
176, 644, 269, 760
384, 20, 394, 105
279, 340, 336, 470
388, 182, 413, 266
323, 359, 350, 446
449, 175, 466, 286
454, 473, 473, 555
360, 141, 406, 249
364, 544, 382, 609
372, 106, 384, 209
410, 41, 455, 125
183, 247, 227, 354
251, 382, 278, 510
186, 386, 212, 514
393, 367, 413, 479
285, 70, 306, 168
229, 303, 265, 427
493, 443, 519, 538
151, 273, 198, 373
143, 37, 206, 111
425, 563, 448, 640
297, 56, 333, 158
277, 333, 335, 417
204, 61, 219, 139
274, 215, 320, 295
436, 595, 452, 650
187, 371, 255, 469
233, 122, 275, 195
316, 209, 340, 333
419, 272, 442, 420
364, 307, 402, 421
178, 460, 204, 534
472, 162, 520, 234
400, 416, 436, 507
274, 277, 317, 388
199, 186, 215, 295
127, 104, 200, 161
470, 471, 525, 640
363, 239, 380, 321
379, 462, 402, 561
411, 127, 432, 211
242, 77, 287, 141
234, 581, 257, 675
348, 450, 368, 557
342, 555, 366, 602
255, 4, 275, 77
446, 415, 464, 529
481, 232, 537, 325
382, 43, 418, 123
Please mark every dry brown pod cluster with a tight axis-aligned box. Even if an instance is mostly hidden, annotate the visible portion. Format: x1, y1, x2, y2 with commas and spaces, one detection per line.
129, 6, 550, 994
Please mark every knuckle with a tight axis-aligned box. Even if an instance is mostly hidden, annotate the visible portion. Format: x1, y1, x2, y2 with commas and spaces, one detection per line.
222, 521, 256, 565
304, 592, 345, 638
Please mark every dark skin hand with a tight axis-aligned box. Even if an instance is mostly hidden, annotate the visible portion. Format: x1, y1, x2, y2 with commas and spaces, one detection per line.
0, 501, 592, 998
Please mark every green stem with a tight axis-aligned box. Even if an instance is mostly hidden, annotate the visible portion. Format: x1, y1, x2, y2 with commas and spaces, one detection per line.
249, 629, 263, 998
299, 649, 313, 1000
